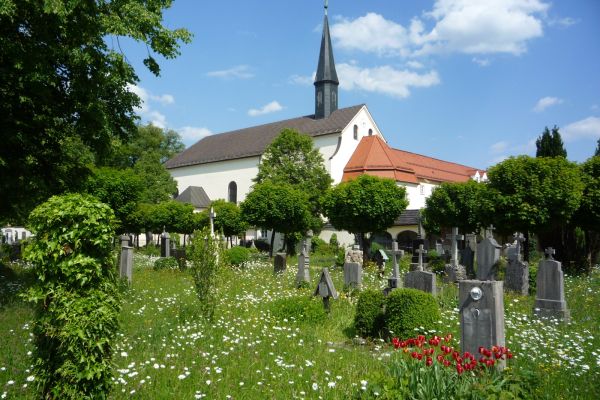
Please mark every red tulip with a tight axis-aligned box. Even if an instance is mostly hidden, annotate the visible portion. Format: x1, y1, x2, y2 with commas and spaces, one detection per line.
426, 357, 433, 367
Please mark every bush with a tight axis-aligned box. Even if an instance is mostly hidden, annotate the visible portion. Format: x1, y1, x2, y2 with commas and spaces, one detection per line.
22, 193, 121, 399
253, 239, 271, 253
354, 289, 385, 338
385, 288, 440, 339
311, 236, 327, 253
189, 228, 223, 320
329, 233, 339, 249
153, 256, 179, 271
335, 247, 346, 267
529, 262, 538, 294
370, 242, 384, 257
139, 244, 160, 257
426, 250, 446, 274
269, 296, 327, 324
225, 246, 250, 267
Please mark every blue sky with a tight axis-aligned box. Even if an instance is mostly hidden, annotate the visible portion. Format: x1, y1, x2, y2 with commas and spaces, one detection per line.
121, 0, 600, 169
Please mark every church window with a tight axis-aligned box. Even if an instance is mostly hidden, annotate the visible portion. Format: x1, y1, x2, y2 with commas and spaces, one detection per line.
368, 128, 373, 136
353, 124, 358, 140
228, 181, 237, 204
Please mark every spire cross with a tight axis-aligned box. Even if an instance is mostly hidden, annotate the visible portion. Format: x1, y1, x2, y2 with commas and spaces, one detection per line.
324, 0, 328, 15
545, 247, 555, 260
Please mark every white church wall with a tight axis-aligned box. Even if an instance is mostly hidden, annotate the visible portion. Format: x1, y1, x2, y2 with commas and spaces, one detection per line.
170, 156, 260, 204
312, 134, 339, 175
399, 181, 438, 209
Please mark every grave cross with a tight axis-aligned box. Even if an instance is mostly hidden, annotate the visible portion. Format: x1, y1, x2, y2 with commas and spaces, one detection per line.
545, 247, 555, 260
513, 232, 525, 259
486, 225, 496, 239
209, 207, 217, 237
445, 227, 464, 266
389, 240, 403, 279
416, 244, 427, 271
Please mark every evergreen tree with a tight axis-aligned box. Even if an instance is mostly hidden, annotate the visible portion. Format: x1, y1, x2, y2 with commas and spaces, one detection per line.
535, 126, 567, 158
595, 138, 600, 157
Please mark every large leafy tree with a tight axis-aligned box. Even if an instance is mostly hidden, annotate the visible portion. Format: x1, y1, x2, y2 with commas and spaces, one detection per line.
535, 126, 567, 158
572, 157, 600, 272
240, 182, 313, 256
486, 156, 583, 261
202, 200, 248, 246
0, 0, 191, 224
422, 180, 490, 236
323, 175, 408, 263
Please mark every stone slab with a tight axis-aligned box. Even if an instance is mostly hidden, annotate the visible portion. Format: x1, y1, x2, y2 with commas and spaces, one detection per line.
505, 260, 529, 295
274, 252, 287, 274
343, 262, 362, 289
534, 258, 569, 322
404, 270, 437, 295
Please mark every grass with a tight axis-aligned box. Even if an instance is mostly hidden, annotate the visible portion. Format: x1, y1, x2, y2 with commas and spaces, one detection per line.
0, 253, 599, 399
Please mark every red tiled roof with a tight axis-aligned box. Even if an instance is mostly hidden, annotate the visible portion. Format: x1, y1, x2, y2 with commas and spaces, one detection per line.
343, 136, 482, 184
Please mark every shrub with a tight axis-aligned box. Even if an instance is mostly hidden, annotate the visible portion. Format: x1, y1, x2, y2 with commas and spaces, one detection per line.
253, 238, 271, 253
153, 256, 179, 271
225, 246, 250, 267
22, 193, 121, 399
335, 247, 346, 267
329, 233, 339, 249
426, 250, 446, 274
385, 288, 440, 339
354, 289, 385, 338
370, 242, 384, 257
269, 296, 327, 324
311, 236, 327, 253
529, 262, 538, 294
189, 228, 223, 321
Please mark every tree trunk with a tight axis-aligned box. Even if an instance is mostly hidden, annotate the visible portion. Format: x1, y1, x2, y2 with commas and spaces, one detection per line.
270, 231, 275, 257
360, 232, 372, 267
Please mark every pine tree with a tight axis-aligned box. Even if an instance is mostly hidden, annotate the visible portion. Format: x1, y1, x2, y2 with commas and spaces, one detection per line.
536, 126, 567, 158
595, 138, 600, 157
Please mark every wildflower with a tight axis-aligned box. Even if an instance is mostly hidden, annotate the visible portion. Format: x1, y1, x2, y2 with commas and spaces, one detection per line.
312, 382, 318, 391
328, 381, 336, 388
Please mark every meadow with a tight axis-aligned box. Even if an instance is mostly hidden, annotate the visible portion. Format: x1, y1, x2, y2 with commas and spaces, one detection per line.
1, 252, 599, 399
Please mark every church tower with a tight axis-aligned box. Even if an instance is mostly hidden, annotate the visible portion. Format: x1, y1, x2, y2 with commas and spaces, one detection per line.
314, 0, 339, 119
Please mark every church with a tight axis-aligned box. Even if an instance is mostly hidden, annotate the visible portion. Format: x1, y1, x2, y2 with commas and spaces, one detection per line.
165, 3, 485, 249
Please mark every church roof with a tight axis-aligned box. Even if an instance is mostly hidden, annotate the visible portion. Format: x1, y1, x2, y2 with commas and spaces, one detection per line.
166, 104, 364, 169
175, 186, 211, 209
342, 135, 482, 184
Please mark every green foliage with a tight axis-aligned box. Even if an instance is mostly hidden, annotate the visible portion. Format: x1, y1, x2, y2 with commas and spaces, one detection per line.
153, 256, 179, 271
536, 126, 567, 158
203, 200, 248, 240
269, 296, 327, 324
595, 139, 600, 157
528, 262, 538, 294
426, 250, 446, 275
0, 0, 191, 223
335, 247, 346, 267
311, 236, 327, 253
132, 152, 178, 204
189, 228, 223, 321
422, 180, 489, 235
329, 233, 339, 249
384, 289, 440, 339
22, 193, 121, 399
241, 182, 313, 237
354, 289, 385, 338
139, 200, 198, 234
225, 246, 251, 267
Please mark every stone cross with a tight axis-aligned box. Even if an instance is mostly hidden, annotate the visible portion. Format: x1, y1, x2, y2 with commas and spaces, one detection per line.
445, 227, 464, 266
387, 240, 404, 289
416, 244, 427, 271
545, 247, 555, 260
211, 210, 218, 237
486, 225, 496, 239
513, 232, 525, 260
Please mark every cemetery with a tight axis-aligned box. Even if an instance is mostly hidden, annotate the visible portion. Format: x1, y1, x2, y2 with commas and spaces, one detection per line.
1, 1, 599, 399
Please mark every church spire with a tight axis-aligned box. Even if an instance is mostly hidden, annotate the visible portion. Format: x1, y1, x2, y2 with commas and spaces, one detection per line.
314, 0, 339, 119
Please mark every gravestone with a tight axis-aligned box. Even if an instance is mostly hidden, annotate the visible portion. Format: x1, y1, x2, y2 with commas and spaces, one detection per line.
505, 233, 528, 295
459, 280, 506, 370
373, 249, 388, 278
444, 227, 467, 282
343, 262, 362, 289
314, 268, 338, 312
296, 237, 311, 286
161, 230, 171, 258
411, 238, 429, 263
476, 236, 501, 281
120, 234, 130, 248
404, 245, 437, 295
461, 246, 475, 279
274, 253, 287, 274
533, 248, 570, 322
119, 245, 133, 283
345, 246, 363, 265
209, 207, 217, 237
385, 241, 404, 295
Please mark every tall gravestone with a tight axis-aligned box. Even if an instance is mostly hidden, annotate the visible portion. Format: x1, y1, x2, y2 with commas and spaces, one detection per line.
459, 280, 506, 370
461, 246, 475, 279
343, 262, 362, 289
119, 244, 133, 283
534, 248, 570, 322
505, 233, 529, 295
274, 253, 287, 274
385, 241, 404, 295
404, 244, 437, 295
476, 232, 501, 281
296, 236, 311, 286
161, 230, 171, 258
445, 227, 467, 282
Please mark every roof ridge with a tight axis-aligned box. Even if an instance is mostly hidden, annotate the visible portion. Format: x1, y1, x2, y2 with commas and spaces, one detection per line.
393, 147, 483, 171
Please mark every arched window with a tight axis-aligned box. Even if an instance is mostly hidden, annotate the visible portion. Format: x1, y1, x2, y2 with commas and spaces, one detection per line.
368, 128, 373, 136
228, 181, 237, 204
353, 124, 358, 140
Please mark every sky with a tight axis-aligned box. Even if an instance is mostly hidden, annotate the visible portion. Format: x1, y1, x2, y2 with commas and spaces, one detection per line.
120, 0, 600, 169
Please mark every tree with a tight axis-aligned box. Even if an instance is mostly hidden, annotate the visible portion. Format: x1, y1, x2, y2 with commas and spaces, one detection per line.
240, 182, 313, 256
133, 152, 178, 204
203, 200, 248, 246
595, 138, 600, 157
573, 156, 600, 273
322, 175, 408, 264
486, 156, 583, 261
0, 1, 191, 223
536, 126, 567, 158
422, 180, 490, 236
254, 128, 332, 228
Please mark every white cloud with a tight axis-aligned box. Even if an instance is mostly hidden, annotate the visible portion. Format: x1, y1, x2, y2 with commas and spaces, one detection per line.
206, 65, 254, 79
331, 13, 410, 57
337, 63, 440, 98
533, 96, 563, 112
591, 104, 599, 112
178, 126, 213, 145
472, 57, 490, 67
548, 17, 578, 28
289, 73, 315, 86
127, 84, 173, 128
248, 101, 283, 117
491, 141, 508, 153
562, 117, 600, 142
405, 60, 424, 69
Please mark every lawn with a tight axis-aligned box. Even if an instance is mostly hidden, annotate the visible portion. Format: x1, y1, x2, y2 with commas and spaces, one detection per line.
1, 252, 599, 399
